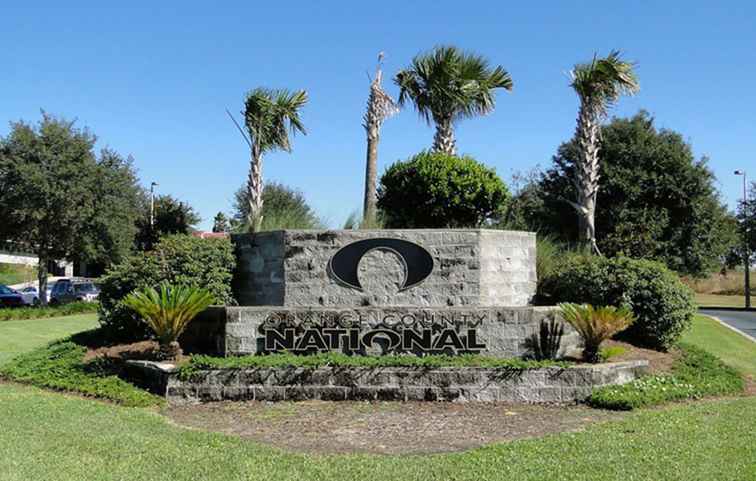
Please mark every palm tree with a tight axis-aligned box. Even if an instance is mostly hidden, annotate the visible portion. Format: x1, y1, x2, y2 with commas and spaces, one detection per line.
242, 88, 307, 232
569, 51, 639, 253
363, 52, 399, 225
394, 46, 512, 155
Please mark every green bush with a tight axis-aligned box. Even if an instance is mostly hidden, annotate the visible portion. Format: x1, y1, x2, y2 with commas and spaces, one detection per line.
98, 235, 235, 340
377, 151, 510, 228
543, 255, 695, 350
0, 336, 162, 407
589, 343, 744, 410
0, 301, 98, 321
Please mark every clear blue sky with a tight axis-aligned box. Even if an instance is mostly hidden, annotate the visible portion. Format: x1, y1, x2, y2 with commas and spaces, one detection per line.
3, 1, 755, 230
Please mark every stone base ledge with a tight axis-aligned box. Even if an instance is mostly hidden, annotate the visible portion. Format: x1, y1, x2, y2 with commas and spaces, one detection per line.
125, 359, 648, 405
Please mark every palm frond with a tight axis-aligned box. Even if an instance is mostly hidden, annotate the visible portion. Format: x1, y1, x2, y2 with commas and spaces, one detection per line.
570, 50, 639, 115
243, 87, 308, 154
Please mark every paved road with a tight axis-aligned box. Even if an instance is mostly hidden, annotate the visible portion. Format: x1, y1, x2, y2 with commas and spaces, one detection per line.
700, 309, 756, 340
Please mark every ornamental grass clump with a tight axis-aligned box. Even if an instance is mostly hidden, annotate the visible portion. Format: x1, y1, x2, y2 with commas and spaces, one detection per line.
559, 303, 635, 363
122, 283, 214, 360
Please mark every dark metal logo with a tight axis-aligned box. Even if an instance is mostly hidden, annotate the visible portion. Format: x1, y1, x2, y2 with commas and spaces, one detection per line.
328, 238, 434, 292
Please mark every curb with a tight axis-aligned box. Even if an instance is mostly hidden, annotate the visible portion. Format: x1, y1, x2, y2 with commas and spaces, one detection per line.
701, 314, 756, 343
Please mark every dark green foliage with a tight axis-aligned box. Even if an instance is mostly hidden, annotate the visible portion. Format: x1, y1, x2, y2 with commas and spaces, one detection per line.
543, 255, 695, 350
231, 181, 322, 231
0, 114, 142, 302
98, 235, 235, 340
179, 352, 568, 380
525, 319, 564, 360
528, 112, 736, 277
0, 337, 162, 407
377, 151, 510, 228
134, 194, 201, 251
0, 302, 98, 322
212, 212, 230, 233
589, 343, 744, 410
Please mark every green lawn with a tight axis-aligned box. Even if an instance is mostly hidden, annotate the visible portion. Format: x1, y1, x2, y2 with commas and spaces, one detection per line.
683, 314, 756, 378
0, 262, 36, 286
0, 314, 98, 365
694, 293, 747, 308
0, 312, 754, 480
0, 383, 753, 481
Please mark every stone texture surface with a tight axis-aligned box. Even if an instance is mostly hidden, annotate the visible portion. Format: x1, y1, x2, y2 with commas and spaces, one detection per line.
187, 305, 582, 359
126, 360, 648, 405
231, 229, 537, 308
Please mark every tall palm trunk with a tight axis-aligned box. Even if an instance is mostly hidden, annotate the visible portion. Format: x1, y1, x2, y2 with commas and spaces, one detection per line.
432, 116, 456, 155
362, 63, 398, 225
571, 102, 602, 254
247, 144, 264, 232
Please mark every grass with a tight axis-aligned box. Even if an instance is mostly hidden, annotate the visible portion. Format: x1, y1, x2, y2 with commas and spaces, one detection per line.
682, 314, 756, 377
180, 352, 568, 380
0, 262, 37, 286
694, 293, 747, 308
0, 382, 753, 480
589, 343, 744, 410
0, 301, 99, 321
0, 313, 98, 365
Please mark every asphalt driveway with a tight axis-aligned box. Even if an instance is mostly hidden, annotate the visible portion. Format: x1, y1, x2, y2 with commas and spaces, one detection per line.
700, 309, 756, 340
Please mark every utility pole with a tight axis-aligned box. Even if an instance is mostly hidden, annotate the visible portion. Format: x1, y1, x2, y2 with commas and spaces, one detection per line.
150, 182, 158, 228
735, 170, 751, 308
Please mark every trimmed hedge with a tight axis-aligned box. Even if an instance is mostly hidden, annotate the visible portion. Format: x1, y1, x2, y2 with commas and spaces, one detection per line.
0, 302, 98, 321
543, 255, 695, 350
589, 343, 744, 410
98, 235, 235, 341
377, 151, 510, 228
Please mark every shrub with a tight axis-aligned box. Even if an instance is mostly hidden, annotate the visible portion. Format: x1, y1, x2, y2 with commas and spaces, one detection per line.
560, 304, 635, 362
377, 151, 510, 228
98, 235, 235, 340
0, 337, 162, 407
589, 343, 744, 409
544, 256, 695, 350
122, 283, 215, 359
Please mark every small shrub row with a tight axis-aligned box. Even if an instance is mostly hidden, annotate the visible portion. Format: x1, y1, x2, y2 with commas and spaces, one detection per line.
179, 352, 569, 380
0, 301, 98, 321
589, 343, 744, 410
0, 337, 163, 407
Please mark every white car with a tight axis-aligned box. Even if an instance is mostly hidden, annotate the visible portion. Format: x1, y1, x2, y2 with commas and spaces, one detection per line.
15, 286, 40, 306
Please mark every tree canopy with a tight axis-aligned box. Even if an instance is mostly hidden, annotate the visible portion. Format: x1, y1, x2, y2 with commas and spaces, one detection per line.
520, 111, 735, 277
0, 113, 141, 301
231, 181, 322, 232
134, 194, 200, 251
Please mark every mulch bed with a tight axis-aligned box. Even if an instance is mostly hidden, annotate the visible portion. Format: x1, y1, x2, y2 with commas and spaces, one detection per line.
163, 400, 625, 454
602, 340, 681, 374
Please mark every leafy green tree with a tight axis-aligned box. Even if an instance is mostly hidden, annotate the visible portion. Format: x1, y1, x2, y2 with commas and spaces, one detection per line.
377, 151, 510, 228
394, 45, 512, 155
0, 114, 141, 303
532, 112, 736, 277
135, 194, 200, 251
241, 88, 307, 232
568, 51, 639, 253
231, 181, 322, 232
212, 212, 230, 233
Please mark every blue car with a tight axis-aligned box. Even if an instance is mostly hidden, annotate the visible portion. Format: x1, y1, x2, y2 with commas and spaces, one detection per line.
0, 285, 24, 308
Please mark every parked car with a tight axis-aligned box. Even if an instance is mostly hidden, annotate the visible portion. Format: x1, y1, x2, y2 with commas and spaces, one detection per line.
49, 279, 100, 304
16, 286, 40, 306
0, 285, 24, 308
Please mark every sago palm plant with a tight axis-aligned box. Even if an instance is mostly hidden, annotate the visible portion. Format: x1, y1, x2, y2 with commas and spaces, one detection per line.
569, 51, 639, 254
395, 45, 512, 155
242, 88, 308, 232
122, 283, 215, 360
559, 303, 635, 363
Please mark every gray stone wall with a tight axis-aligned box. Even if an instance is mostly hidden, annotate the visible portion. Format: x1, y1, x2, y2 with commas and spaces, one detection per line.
125, 360, 648, 405
232, 229, 536, 308
220, 305, 580, 359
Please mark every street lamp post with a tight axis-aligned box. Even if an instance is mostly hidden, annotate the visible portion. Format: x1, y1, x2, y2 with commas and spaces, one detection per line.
734, 170, 751, 309
150, 182, 159, 228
